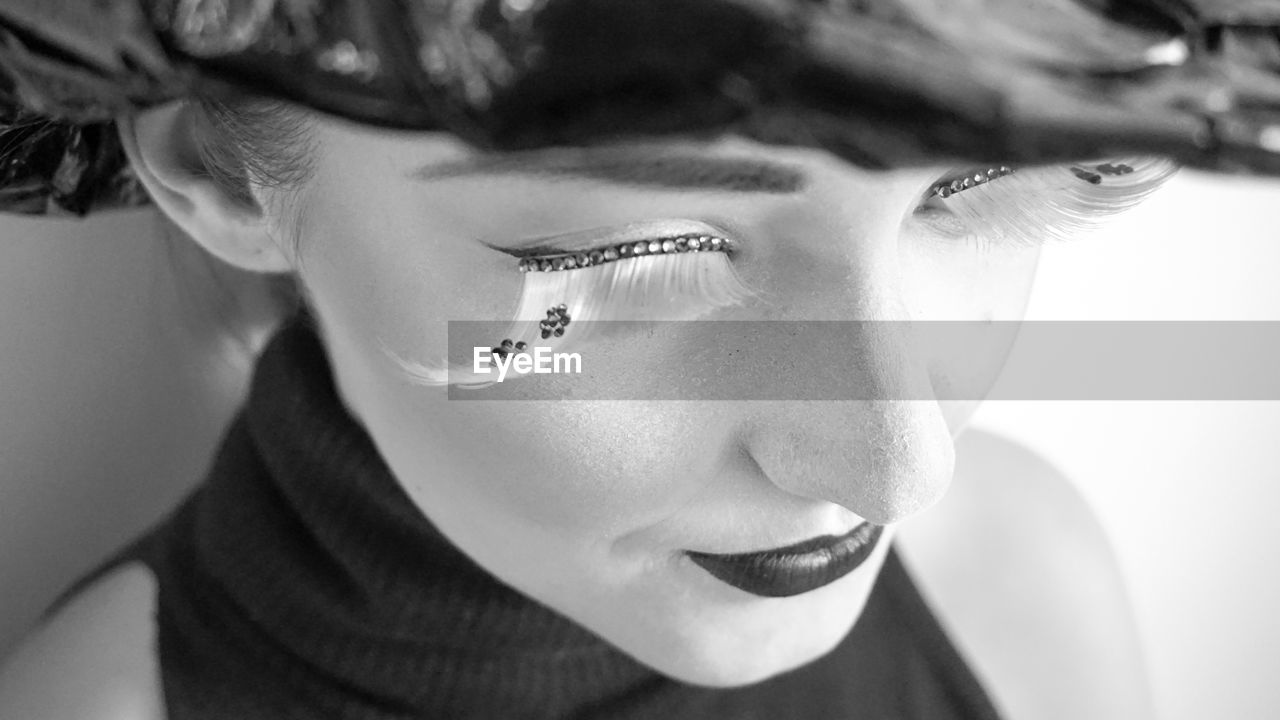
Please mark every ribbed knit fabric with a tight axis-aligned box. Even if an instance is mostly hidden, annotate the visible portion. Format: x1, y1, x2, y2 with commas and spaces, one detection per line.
67, 314, 1004, 720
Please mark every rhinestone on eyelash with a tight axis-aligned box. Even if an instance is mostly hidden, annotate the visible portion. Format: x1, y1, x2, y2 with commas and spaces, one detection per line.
538, 303, 571, 339
515, 234, 732, 272
930, 165, 1015, 200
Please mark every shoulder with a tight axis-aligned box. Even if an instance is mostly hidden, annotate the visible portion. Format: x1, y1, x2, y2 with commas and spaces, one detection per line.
0, 562, 166, 720
896, 429, 1154, 720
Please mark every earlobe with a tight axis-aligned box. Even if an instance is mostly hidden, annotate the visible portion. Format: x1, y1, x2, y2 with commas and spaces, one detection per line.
117, 102, 294, 274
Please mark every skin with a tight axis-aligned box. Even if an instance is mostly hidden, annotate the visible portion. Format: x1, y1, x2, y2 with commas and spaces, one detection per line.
0, 100, 1153, 718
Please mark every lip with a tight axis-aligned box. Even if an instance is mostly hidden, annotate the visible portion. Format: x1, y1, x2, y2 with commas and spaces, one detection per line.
685, 523, 884, 598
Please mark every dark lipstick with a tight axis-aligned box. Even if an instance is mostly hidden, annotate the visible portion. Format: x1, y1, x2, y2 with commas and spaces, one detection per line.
686, 523, 884, 598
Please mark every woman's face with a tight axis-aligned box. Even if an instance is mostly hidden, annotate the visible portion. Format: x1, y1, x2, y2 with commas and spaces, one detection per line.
270, 115, 1045, 685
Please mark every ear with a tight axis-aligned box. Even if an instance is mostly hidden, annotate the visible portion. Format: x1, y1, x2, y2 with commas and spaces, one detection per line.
118, 102, 294, 274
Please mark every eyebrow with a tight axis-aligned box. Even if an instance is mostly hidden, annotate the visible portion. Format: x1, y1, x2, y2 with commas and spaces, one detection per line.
410, 146, 808, 194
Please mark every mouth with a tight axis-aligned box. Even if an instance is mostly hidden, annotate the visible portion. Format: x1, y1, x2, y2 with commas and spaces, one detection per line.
685, 523, 884, 598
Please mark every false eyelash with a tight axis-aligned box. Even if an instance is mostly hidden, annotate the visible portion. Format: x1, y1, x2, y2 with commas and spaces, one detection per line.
515, 234, 728, 272
918, 156, 1179, 248
393, 242, 755, 387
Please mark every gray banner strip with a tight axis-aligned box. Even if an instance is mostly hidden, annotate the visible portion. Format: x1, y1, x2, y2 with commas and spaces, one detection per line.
444, 321, 1280, 400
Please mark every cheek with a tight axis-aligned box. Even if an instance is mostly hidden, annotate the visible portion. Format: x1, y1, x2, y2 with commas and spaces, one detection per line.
905, 240, 1042, 320
394, 399, 721, 535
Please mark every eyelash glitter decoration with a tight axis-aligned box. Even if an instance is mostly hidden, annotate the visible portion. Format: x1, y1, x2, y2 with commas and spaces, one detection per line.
517, 233, 727, 272
1095, 162, 1134, 176
1070, 166, 1103, 184
931, 166, 1015, 199
1071, 161, 1136, 184
540, 304, 571, 338
489, 338, 527, 360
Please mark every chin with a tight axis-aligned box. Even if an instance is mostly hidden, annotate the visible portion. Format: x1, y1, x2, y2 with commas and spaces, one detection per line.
664, 625, 852, 688
628, 602, 862, 689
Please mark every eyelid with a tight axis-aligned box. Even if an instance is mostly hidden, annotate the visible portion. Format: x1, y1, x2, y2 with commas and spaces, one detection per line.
484, 219, 734, 258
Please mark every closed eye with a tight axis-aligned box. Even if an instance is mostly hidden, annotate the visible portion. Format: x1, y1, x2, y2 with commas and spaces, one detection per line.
912, 157, 1179, 248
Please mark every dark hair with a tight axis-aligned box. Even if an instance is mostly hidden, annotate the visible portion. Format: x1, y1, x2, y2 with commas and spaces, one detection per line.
190, 93, 316, 208
165, 93, 317, 352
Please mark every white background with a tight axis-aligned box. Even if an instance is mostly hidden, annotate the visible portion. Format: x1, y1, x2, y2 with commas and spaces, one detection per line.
1, 170, 1277, 719
972, 170, 1280, 719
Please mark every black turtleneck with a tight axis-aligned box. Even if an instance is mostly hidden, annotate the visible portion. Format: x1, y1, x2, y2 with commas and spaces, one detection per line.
57, 314, 1002, 720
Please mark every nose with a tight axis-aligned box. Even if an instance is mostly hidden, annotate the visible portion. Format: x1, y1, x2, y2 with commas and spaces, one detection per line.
741, 399, 955, 525
736, 290, 956, 524
733, 163, 955, 524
